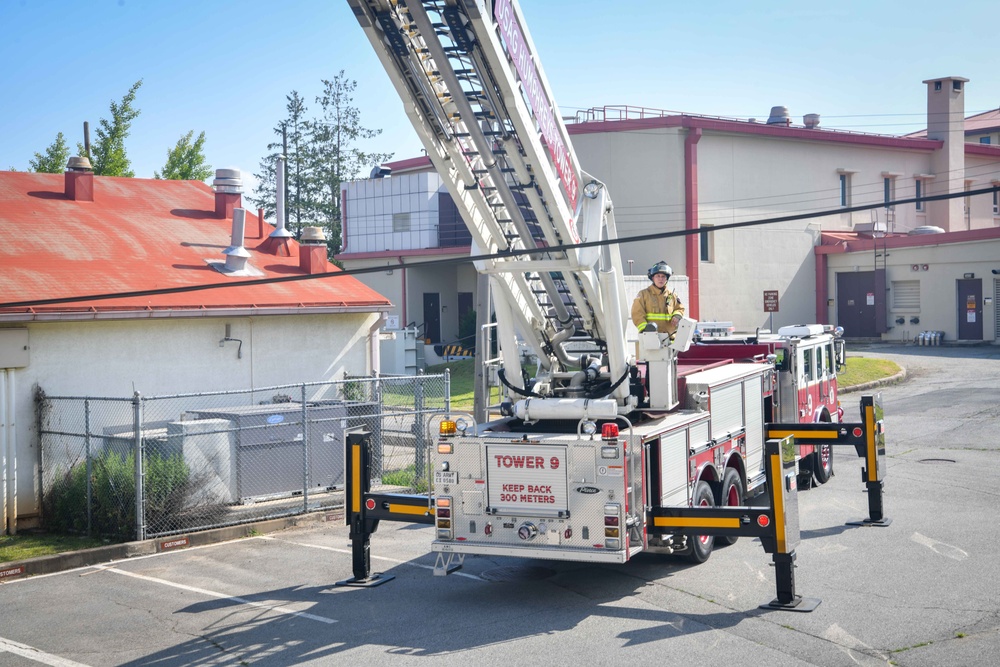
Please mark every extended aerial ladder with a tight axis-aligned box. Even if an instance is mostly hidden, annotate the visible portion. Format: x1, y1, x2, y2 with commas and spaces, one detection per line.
348, 0, 635, 415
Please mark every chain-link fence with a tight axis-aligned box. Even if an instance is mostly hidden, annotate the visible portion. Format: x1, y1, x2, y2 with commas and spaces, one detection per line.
37, 373, 449, 540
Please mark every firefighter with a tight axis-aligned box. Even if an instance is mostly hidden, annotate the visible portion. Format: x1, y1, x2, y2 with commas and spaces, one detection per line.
631, 261, 685, 335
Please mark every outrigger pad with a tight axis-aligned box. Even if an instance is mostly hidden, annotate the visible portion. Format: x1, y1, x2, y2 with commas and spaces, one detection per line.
335, 573, 396, 588
846, 517, 893, 528
760, 595, 822, 612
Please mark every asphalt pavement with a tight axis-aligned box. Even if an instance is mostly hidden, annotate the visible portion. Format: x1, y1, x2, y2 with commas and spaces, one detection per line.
1, 343, 999, 666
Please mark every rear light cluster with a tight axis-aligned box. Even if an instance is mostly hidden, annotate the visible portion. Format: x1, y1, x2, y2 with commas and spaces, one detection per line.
604, 503, 621, 550
436, 496, 453, 540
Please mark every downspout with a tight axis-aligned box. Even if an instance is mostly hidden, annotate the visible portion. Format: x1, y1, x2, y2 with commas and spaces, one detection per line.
399, 256, 407, 329
815, 251, 828, 324
1, 369, 7, 533
368, 313, 384, 374
684, 124, 702, 319
2, 369, 16, 534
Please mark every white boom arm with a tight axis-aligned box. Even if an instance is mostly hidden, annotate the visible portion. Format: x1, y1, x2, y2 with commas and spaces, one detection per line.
348, 0, 634, 414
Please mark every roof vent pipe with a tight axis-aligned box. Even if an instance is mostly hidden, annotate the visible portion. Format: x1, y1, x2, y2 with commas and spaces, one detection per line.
223, 208, 251, 272
803, 113, 821, 129
271, 155, 293, 238
766, 106, 790, 125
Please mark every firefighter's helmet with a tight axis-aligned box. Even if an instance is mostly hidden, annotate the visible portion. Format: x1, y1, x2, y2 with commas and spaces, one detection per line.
647, 261, 672, 281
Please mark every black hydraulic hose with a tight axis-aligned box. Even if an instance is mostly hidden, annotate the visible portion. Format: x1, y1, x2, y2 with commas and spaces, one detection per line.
585, 365, 633, 400
497, 368, 545, 398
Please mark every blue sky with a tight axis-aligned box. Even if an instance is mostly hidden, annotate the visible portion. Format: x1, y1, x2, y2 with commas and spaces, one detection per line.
2, 0, 998, 202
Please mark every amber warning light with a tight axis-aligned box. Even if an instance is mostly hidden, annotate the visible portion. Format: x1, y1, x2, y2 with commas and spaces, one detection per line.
439, 420, 457, 436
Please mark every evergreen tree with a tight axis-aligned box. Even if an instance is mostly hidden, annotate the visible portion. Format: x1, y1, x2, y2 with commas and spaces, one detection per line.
248, 91, 310, 225
308, 71, 393, 257
29, 132, 71, 173
79, 79, 143, 177
155, 130, 213, 181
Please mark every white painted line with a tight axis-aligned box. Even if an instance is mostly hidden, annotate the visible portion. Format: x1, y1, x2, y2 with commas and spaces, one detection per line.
911, 532, 968, 561
258, 535, 486, 581
0, 636, 92, 666
95, 565, 337, 624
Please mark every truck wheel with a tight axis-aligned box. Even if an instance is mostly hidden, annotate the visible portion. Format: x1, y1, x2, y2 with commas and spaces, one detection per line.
686, 481, 716, 564
717, 468, 744, 546
813, 444, 833, 484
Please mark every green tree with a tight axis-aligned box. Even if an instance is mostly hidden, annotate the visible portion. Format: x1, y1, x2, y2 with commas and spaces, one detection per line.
307, 71, 392, 257
248, 91, 310, 224
155, 130, 213, 181
79, 79, 143, 177
29, 132, 71, 173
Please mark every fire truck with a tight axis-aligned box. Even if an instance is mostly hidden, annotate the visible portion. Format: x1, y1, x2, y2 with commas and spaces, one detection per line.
344, 0, 882, 577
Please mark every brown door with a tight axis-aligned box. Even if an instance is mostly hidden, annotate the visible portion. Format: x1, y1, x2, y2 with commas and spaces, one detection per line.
957, 279, 983, 340
837, 271, 884, 337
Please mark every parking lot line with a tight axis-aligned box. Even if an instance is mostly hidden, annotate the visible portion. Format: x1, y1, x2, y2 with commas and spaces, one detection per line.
257, 535, 486, 581
94, 565, 337, 624
0, 636, 92, 667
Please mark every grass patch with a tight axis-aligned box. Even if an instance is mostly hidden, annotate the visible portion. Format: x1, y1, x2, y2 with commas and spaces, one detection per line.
839, 356, 901, 387
0, 532, 107, 564
426, 359, 476, 411
382, 465, 429, 493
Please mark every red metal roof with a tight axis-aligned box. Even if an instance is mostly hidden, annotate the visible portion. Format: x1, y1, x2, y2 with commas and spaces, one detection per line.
0, 171, 391, 319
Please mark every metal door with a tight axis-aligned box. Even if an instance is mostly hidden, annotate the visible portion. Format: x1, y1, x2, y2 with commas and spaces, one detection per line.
837, 271, 884, 337
957, 279, 983, 340
423, 292, 441, 343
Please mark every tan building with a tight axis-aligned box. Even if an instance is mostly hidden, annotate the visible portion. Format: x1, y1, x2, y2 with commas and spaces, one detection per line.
338, 76, 1000, 344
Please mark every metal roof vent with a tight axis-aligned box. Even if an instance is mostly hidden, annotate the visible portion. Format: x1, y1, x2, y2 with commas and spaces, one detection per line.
766, 106, 790, 125
212, 168, 243, 193
270, 155, 293, 239
66, 156, 93, 172
222, 208, 251, 272
803, 113, 821, 129
908, 225, 946, 235
300, 226, 327, 243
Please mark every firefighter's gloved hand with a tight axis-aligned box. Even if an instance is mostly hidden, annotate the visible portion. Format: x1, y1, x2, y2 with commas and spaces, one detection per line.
644, 322, 658, 333
671, 314, 682, 322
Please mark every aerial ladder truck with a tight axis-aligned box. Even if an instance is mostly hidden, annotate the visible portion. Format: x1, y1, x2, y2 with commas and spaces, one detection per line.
343, 0, 888, 599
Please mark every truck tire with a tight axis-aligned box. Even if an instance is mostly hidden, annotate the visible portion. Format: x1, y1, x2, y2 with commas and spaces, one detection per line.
813, 444, 833, 484
717, 468, 744, 546
686, 481, 716, 564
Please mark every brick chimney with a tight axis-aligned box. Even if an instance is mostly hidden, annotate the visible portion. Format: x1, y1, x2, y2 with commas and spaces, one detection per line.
64, 156, 94, 201
213, 168, 243, 219
299, 226, 329, 274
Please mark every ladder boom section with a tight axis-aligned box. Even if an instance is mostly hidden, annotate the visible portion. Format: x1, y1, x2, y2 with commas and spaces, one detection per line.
349, 0, 631, 411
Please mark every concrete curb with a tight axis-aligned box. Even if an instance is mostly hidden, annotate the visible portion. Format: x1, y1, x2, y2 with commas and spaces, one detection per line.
1, 508, 344, 582
839, 367, 907, 394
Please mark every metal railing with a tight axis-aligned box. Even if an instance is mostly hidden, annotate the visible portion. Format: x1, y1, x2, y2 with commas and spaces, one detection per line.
37, 373, 448, 540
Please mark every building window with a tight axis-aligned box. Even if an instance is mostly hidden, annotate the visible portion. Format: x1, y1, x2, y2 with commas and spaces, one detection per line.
840, 173, 851, 207
392, 212, 411, 232
699, 225, 713, 262
892, 280, 920, 310
883, 177, 896, 209
915, 179, 924, 212
981, 137, 992, 145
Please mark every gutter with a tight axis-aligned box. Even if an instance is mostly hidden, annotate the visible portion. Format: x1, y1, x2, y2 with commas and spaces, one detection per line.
0, 305, 392, 323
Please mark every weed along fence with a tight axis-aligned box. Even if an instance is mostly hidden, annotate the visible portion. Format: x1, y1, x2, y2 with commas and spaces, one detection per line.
37, 373, 449, 541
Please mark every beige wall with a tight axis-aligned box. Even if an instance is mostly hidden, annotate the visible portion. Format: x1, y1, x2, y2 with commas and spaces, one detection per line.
825, 241, 1000, 342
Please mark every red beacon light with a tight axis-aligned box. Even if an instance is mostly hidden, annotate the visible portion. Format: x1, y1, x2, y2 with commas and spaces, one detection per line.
601, 423, 619, 440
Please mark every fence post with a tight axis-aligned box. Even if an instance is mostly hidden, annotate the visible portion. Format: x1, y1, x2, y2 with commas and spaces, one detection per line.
132, 391, 145, 542
444, 367, 451, 414
85, 399, 92, 537
414, 371, 425, 479
301, 384, 310, 512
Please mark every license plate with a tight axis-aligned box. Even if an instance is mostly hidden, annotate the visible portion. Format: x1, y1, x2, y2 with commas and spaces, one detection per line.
434, 471, 458, 485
